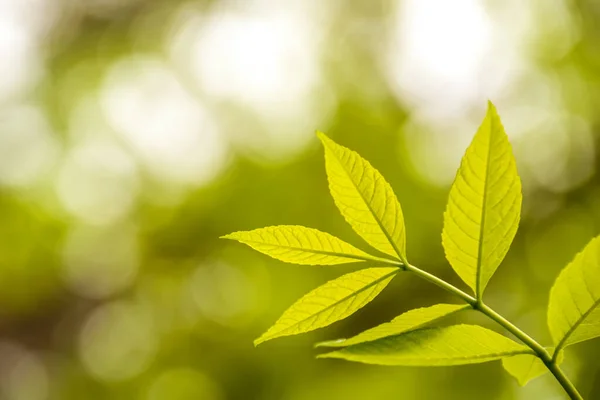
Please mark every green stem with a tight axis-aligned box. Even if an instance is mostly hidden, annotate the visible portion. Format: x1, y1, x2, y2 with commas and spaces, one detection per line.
397, 262, 584, 400
477, 302, 550, 361
545, 362, 584, 400
403, 263, 478, 305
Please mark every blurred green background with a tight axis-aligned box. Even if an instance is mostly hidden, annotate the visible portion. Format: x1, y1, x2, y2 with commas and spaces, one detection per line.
1, 0, 600, 399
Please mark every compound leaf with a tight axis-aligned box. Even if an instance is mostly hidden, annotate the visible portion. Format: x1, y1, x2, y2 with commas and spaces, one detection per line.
255, 267, 398, 346
442, 101, 522, 299
318, 132, 407, 264
502, 349, 563, 386
222, 226, 384, 265
548, 235, 600, 351
318, 324, 532, 366
316, 303, 470, 348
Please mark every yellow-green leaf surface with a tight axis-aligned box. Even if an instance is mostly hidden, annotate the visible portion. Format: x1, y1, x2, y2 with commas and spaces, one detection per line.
255, 267, 398, 346
222, 226, 383, 265
318, 325, 532, 366
442, 102, 522, 298
548, 236, 600, 351
317, 132, 407, 263
316, 303, 470, 348
502, 349, 563, 386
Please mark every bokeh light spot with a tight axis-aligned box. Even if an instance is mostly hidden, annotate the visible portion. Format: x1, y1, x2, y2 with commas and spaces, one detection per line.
101, 56, 228, 186
168, 1, 334, 160
0, 342, 49, 400
79, 300, 157, 382
0, 105, 59, 188
62, 222, 139, 299
387, 0, 494, 116
0, 6, 43, 101
190, 262, 256, 326
56, 138, 138, 225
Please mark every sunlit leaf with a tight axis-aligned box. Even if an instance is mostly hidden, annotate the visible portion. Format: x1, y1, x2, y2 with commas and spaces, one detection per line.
502, 349, 563, 386
442, 101, 522, 298
222, 226, 385, 265
548, 236, 600, 351
317, 132, 407, 263
318, 325, 532, 366
316, 303, 470, 347
255, 267, 398, 346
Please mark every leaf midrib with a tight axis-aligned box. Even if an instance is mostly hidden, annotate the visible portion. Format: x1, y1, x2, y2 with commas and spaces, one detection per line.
476, 113, 495, 300
321, 348, 534, 361
235, 238, 398, 264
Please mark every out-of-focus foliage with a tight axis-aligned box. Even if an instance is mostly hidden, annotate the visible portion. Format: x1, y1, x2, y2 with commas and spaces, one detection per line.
1, 0, 600, 399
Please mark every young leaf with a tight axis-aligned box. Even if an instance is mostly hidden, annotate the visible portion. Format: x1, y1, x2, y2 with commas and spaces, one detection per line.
222, 226, 386, 265
318, 325, 532, 366
502, 349, 563, 386
316, 303, 470, 347
548, 235, 600, 351
442, 101, 522, 299
317, 132, 407, 264
255, 267, 398, 346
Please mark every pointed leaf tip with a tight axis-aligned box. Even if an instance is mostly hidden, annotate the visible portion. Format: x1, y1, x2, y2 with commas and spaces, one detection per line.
315, 339, 347, 348
317, 131, 334, 148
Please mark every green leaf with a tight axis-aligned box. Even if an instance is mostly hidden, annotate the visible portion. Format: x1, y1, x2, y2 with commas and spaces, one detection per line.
318, 324, 532, 366
221, 226, 385, 265
502, 349, 563, 386
548, 235, 600, 351
316, 303, 470, 347
317, 132, 407, 264
442, 101, 522, 298
255, 267, 398, 346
